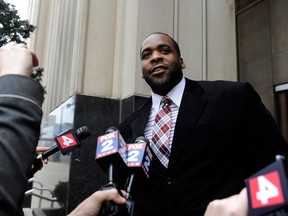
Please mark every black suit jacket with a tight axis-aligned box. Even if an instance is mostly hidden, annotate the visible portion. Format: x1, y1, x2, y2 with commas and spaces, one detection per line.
118, 78, 288, 216
0, 75, 44, 216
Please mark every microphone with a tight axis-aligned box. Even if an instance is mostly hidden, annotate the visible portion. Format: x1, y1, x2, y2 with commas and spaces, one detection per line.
245, 155, 288, 216
96, 127, 128, 216
31, 126, 90, 175
125, 136, 153, 215
126, 136, 152, 181
95, 127, 127, 184
37, 126, 90, 160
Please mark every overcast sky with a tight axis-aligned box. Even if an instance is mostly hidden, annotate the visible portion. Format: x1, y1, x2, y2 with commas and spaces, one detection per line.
6, 0, 29, 19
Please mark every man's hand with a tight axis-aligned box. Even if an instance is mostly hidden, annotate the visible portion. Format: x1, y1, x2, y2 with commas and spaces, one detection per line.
204, 188, 248, 216
68, 188, 127, 216
36, 146, 50, 164
0, 42, 39, 77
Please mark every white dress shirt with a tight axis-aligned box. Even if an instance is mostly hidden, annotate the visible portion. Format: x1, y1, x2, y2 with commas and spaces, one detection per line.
144, 77, 186, 148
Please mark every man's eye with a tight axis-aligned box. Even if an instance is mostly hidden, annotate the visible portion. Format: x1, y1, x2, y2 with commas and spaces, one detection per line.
160, 49, 169, 54
142, 53, 150, 59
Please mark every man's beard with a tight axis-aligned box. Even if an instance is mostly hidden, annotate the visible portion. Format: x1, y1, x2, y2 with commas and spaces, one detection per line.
144, 66, 183, 96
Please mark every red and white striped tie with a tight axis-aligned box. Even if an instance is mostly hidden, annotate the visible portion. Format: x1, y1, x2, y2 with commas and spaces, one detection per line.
151, 96, 172, 168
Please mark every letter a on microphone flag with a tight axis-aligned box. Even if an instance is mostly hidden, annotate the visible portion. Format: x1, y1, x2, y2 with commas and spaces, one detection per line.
245, 158, 288, 216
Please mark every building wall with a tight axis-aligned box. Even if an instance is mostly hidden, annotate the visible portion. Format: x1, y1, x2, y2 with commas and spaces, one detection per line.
270, 0, 288, 84
237, 0, 274, 112
28, 0, 237, 115
237, 0, 288, 115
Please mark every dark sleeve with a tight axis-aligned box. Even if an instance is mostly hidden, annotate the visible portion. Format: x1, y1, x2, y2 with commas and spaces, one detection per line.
0, 75, 44, 215
242, 82, 288, 176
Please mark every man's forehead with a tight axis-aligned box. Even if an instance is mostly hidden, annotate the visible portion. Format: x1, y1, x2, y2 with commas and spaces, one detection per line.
142, 34, 172, 50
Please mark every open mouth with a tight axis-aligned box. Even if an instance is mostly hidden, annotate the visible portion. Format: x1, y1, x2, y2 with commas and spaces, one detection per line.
151, 65, 167, 75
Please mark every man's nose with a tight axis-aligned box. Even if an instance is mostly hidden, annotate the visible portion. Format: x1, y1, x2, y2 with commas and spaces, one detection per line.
150, 51, 163, 63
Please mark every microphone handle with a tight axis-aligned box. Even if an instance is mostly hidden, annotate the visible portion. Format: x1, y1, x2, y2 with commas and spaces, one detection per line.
126, 173, 135, 199
31, 145, 58, 176
39, 145, 59, 160
30, 157, 44, 176
124, 174, 135, 216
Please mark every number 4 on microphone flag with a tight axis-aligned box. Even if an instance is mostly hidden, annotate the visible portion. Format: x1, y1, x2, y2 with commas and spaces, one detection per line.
245, 157, 288, 216
55, 129, 80, 155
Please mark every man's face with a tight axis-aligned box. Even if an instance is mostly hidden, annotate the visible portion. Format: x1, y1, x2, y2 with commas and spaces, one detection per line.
140, 34, 185, 95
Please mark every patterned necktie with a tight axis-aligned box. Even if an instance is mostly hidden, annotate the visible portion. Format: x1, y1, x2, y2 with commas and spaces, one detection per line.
151, 96, 172, 168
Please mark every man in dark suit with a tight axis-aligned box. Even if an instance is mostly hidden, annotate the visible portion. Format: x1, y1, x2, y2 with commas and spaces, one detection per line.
0, 42, 44, 215
118, 32, 288, 216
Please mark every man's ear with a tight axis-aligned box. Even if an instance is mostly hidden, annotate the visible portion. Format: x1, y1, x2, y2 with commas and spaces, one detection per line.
180, 57, 186, 69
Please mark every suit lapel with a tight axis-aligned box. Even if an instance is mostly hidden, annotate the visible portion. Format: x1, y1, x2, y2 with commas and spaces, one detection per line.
131, 99, 152, 141
169, 79, 207, 169
128, 80, 207, 170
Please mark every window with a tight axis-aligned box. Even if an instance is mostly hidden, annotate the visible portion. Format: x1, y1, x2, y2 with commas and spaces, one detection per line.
275, 83, 288, 141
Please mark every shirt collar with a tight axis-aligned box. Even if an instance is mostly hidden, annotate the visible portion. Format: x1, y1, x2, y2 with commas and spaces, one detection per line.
151, 77, 186, 112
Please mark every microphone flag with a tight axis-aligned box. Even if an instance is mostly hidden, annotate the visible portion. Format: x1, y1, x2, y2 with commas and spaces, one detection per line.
245, 157, 288, 216
55, 129, 80, 155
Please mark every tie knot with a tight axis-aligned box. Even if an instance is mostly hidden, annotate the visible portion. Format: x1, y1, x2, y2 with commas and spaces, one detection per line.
161, 97, 172, 107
